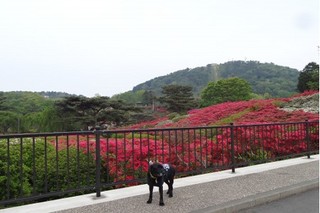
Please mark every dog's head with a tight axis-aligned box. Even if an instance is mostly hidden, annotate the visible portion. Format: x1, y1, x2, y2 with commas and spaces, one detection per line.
148, 161, 165, 179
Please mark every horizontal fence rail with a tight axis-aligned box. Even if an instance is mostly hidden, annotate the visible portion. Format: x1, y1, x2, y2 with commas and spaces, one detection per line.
0, 121, 318, 207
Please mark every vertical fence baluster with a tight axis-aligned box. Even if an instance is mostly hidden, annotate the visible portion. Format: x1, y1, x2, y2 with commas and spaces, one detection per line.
55, 135, 59, 191
131, 132, 135, 180
205, 128, 208, 168
76, 134, 80, 188
175, 130, 178, 164
6, 138, 10, 200
187, 129, 191, 171
139, 132, 142, 178
32, 137, 36, 195
106, 134, 110, 184
19, 137, 23, 196
115, 133, 118, 182
147, 132, 150, 162
181, 130, 185, 169
230, 123, 235, 173
44, 136, 48, 193
161, 130, 165, 164
86, 134, 90, 186
66, 135, 70, 188
168, 130, 171, 164
199, 129, 203, 169
154, 130, 157, 161
305, 120, 310, 159
95, 127, 101, 197
215, 128, 219, 168
124, 132, 127, 180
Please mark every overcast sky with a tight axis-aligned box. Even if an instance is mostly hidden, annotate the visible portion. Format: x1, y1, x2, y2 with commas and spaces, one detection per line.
0, 0, 319, 97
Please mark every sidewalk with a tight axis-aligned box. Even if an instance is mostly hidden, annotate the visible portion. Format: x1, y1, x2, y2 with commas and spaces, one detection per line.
1, 155, 319, 213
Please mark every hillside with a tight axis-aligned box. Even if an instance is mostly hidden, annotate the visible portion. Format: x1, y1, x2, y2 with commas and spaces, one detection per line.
130, 91, 319, 129
133, 61, 299, 97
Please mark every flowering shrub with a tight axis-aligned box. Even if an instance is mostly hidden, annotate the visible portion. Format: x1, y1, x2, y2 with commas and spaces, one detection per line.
55, 120, 318, 188
291, 90, 318, 98
55, 92, 319, 187
129, 91, 319, 128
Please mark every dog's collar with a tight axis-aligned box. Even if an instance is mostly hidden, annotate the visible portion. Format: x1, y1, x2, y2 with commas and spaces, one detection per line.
149, 172, 157, 179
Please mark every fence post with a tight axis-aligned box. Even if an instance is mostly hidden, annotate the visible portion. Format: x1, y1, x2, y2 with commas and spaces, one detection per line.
305, 120, 310, 159
230, 123, 235, 173
95, 126, 102, 197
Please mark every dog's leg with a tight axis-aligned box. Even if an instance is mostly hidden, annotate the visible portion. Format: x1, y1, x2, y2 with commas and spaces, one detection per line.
165, 180, 171, 195
147, 185, 153, 204
166, 179, 174, 197
159, 185, 164, 206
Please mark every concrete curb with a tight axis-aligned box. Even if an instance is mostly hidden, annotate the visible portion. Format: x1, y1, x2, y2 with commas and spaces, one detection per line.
194, 178, 319, 213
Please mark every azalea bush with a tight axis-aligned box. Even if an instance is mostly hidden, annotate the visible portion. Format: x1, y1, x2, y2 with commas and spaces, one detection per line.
60, 120, 318, 188
129, 91, 319, 129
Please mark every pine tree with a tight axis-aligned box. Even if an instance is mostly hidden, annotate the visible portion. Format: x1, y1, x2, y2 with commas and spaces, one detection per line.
159, 85, 197, 113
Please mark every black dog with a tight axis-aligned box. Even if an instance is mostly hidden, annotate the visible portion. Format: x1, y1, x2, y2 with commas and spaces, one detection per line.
147, 161, 175, 206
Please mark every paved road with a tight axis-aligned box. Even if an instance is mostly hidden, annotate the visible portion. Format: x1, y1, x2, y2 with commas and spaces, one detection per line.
239, 188, 319, 213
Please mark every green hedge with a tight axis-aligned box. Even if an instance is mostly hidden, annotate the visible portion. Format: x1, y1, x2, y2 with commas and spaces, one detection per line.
0, 138, 96, 201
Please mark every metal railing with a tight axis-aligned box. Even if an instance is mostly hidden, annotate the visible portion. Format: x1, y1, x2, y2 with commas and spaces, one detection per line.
0, 121, 318, 207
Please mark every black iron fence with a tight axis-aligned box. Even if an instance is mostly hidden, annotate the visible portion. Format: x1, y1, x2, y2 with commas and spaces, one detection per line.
0, 121, 318, 206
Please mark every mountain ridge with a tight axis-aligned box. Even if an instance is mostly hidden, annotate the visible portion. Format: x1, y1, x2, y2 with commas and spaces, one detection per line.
133, 60, 299, 97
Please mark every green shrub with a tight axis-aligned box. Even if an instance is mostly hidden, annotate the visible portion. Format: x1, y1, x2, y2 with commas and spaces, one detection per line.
237, 148, 270, 165
0, 139, 32, 200
0, 138, 96, 202
168, 112, 180, 120
172, 115, 188, 122
125, 133, 150, 139
273, 100, 286, 108
33, 144, 96, 194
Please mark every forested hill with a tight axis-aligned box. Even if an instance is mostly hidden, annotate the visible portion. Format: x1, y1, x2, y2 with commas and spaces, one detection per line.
133, 61, 299, 97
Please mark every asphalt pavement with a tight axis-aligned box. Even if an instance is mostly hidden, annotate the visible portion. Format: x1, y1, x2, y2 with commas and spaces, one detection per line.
1, 155, 318, 213
238, 188, 319, 213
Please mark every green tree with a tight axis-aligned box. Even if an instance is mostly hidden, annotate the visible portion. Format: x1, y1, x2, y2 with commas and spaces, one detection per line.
0, 92, 58, 133
111, 90, 145, 104
297, 62, 319, 92
159, 85, 197, 113
0, 111, 20, 133
142, 90, 155, 106
1, 92, 52, 115
37, 106, 63, 132
0, 92, 7, 110
201, 77, 252, 107
55, 96, 140, 130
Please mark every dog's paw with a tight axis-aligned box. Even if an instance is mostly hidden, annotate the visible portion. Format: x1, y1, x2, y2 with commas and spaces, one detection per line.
159, 202, 165, 206
147, 200, 152, 204
168, 194, 173, 198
